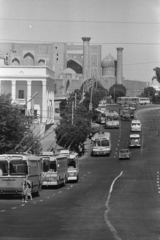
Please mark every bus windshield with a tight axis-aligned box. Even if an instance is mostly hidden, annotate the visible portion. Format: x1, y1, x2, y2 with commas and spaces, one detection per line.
68, 160, 76, 168
0, 161, 8, 176
43, 160, 50, 172
10, 160, 28, 175
49, 160, 57, 172
113, 115, 119, 120
94, 138, 109, 147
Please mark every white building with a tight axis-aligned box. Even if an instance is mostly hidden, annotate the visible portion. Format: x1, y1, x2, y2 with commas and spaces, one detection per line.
0, 66, 55, 124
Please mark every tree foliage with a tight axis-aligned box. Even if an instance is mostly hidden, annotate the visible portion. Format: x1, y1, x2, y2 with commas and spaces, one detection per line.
55, 81, 108, 150
143, 86, 156, 99
0, 94, 42, 154
109, 84, 126, 101
152, 67, 160, 83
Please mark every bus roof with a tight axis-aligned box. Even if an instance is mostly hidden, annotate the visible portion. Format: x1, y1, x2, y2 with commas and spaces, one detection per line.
94, 132, 110, 139
69, 152, 78, 159
41, 151, 54, 156
0, 154, 41, 161
56, 153, 68, 159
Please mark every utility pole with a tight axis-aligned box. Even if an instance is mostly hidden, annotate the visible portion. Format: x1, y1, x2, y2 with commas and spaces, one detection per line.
75, 93, 77, 110
114, 88, 115, 103
72, 101, 74, 125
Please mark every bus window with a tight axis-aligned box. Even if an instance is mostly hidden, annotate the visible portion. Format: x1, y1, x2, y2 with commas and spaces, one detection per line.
50, 160, 57, 172
113, 115, 119, 120
95, 139, 101, 146
43, 160, 50, 172
101, 139, 109, 146
68, 160, 76, 168
0, 161, 8, 176
10, 160, 28, 175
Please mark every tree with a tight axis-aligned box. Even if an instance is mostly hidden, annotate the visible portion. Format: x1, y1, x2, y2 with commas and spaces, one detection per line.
0, 94, 42, 154
152, 67, 160, 83
82, 81, 108, 111
109, 84, 126, 102
143, 86, 156, 100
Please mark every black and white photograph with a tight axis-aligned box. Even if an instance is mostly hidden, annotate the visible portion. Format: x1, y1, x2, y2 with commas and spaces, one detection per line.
0, 0, 160, 239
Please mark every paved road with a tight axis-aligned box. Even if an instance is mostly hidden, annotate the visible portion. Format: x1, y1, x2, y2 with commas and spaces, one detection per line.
1, 105, 160, 239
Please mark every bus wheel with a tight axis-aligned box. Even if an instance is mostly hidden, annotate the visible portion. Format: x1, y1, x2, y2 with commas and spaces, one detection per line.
63, 175, 67, 186
76, 175, 79, 183
36, 184, 41, 197
57, 178, 60, 189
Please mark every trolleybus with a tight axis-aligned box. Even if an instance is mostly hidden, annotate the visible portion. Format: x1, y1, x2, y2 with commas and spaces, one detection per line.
91, 132, 111, 156
0, 153, 42, 196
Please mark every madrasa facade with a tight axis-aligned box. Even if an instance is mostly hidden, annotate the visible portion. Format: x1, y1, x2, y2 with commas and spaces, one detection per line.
0, 37, 148, 99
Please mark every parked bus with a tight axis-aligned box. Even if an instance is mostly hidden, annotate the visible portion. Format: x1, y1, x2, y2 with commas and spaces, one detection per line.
41, 152, 68, 187
105, 110, 120, 128
138, 97, 150, 105
91, 132, 111, 156
67, 152, 79, 182
117, 97, 139, 105
0, 153, 42, 196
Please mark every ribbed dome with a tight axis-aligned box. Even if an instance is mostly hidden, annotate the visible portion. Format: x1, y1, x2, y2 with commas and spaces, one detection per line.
101, 53, 115, 68
63, 68, 76, 74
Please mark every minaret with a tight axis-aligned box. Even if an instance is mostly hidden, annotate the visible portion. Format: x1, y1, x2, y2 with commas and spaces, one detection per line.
116, 48, 123, 84
82, 37, 91, 82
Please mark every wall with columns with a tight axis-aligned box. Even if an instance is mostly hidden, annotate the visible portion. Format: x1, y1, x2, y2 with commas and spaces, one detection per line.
0, 66, 55, 124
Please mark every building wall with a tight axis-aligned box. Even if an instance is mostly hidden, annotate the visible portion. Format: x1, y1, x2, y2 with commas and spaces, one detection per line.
123, 80, 148, 97
0, 66, 55, 124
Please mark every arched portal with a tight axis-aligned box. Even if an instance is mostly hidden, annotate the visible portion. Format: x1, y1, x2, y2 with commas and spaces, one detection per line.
23, 52, 34, 66
67, 60, 82, 74
38, 59, 45, 65
12, 58, 20, 65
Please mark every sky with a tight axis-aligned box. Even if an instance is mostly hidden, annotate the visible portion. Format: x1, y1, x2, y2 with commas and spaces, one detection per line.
0, 0, 160, 84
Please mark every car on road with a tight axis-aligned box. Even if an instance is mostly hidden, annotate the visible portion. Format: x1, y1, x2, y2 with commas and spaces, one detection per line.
131, 119, 141, 132
129, 134, 141, 147
119, 149, 130, 159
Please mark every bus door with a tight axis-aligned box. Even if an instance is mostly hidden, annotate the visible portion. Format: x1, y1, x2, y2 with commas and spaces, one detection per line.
41, 156, 50, 185
67, 153, 79, 182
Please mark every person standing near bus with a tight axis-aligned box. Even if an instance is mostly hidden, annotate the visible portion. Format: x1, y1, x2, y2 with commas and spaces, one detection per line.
22, 178, 28, 203
26, 179, 32, 200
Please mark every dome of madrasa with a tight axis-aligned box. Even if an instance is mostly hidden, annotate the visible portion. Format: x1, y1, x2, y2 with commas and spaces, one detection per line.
101, 53, 115, 68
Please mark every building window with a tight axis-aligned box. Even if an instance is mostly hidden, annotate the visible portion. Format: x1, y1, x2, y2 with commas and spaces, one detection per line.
19, 90, 24, 99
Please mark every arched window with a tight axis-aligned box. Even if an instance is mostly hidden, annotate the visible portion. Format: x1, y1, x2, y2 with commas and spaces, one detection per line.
12, 58, 20, 65
23, 52, 34, 66
67, 60, 82, 74
38, 59, 45, 65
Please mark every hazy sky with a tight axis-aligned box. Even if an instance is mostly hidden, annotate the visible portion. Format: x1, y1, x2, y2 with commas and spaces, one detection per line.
0, 0, 160, 84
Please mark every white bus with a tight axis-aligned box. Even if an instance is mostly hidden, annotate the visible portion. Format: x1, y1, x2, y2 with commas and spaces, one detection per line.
41, 152, 68, 188
0, 153, 42, 196
117, 97, 139, 105
129, 134, 141, 148
67, 152, 79, 182
105, 111, 120, 129
138, 97, 150, 105
91, 132, 111, 156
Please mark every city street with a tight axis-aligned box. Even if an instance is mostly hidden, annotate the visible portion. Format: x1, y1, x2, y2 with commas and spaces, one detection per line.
0, 106, 160, 239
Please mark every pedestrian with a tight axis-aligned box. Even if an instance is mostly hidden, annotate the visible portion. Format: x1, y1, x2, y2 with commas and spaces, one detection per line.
81, 143, 85, 155
22, 178, 28, 203
26, 179, 32, 201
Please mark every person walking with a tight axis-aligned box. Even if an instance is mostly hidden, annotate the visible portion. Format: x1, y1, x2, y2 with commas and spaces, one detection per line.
81, 143, 85, 155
